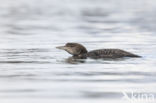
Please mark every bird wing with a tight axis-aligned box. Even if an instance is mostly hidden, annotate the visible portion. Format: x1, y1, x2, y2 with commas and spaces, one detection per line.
87, 49, 139, 59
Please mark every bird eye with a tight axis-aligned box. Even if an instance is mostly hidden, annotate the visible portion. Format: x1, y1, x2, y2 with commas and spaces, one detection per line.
66, 43, 75, 47
69, 45, 74, 47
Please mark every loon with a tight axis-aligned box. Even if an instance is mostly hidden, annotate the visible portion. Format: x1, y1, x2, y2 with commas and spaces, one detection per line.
56, 43, 141, 59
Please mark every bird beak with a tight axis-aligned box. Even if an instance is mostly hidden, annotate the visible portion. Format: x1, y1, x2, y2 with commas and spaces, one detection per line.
56, 46, 67, 50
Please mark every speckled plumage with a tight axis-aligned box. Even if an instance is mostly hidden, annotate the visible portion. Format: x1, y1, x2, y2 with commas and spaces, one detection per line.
56, 43, 141, 59
86, 49, 140, 59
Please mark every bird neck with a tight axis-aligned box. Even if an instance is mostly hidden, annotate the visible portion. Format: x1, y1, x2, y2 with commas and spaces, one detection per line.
73, 48, 88, 59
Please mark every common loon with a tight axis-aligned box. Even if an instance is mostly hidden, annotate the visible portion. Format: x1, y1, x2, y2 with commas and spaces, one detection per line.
56, 43, 141, 59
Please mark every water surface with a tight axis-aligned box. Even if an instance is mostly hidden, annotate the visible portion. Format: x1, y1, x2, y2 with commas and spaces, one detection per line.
0, 0, 156, 103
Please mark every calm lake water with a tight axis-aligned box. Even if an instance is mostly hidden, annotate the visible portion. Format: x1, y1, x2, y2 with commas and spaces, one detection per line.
0, 0, 156, 103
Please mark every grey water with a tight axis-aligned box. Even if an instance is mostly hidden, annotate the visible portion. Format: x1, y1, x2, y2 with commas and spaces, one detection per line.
0, 0, 156, 103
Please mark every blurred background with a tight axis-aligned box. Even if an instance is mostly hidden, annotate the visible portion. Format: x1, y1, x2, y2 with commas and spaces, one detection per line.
0, 0, 156, 103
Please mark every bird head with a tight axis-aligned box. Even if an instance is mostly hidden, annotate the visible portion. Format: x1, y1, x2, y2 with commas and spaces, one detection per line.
56, 43, 88, 56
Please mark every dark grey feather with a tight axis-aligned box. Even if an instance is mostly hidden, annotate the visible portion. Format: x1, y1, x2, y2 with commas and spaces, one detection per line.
87, 49, 140, 59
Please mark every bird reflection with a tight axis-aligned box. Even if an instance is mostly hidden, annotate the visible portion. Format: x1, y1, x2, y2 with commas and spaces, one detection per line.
65, 56, 86, 64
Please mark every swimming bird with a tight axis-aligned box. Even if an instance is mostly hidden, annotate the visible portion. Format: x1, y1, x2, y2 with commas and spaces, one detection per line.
56, 43, 141, 59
